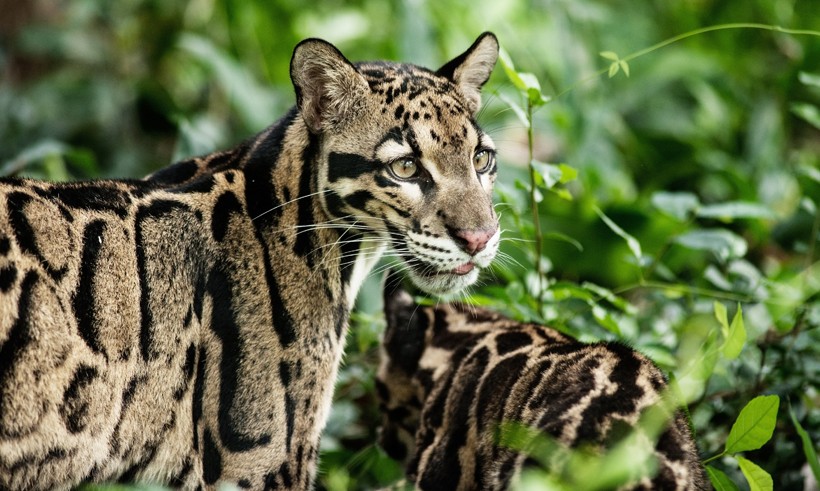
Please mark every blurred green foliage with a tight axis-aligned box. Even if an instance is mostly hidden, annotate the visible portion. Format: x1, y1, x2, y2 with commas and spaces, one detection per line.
2, 0, 818, 489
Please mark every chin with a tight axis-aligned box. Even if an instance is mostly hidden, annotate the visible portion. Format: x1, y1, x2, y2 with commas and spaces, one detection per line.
406, 267, 480, 296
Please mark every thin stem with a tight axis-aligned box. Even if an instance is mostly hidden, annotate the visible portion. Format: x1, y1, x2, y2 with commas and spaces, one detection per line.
554, 23, 820, 100
527, 101, 544, 310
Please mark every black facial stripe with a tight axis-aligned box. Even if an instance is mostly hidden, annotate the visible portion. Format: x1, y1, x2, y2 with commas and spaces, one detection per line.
327, 153, 379, 182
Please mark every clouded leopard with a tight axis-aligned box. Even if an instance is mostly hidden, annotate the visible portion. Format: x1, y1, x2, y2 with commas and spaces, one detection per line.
0, 33, 501, 490
377, 277, 709, 490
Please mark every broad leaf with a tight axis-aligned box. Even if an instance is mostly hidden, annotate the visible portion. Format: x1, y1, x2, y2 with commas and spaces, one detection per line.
675, 229, 747, 262
696, 201, 776, 221
737, 456, 774, 491
799, 71, 820, 88
714, 301, 729, 338
722, 304, 746, 360
725, 395, 779, 454
651, 191, 700, 220
789, 404, 820, 481
706, 465, 740, 491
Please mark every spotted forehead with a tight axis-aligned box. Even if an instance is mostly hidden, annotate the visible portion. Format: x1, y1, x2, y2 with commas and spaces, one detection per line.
357, 62, 486, 155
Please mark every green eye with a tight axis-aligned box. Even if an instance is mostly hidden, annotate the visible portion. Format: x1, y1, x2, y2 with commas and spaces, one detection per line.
473, 150, 494, 172
389, 158, 420, 179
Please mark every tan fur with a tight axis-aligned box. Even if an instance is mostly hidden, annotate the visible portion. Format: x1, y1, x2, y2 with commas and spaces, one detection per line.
0, 34, 500, 490
377, 281, 709, 490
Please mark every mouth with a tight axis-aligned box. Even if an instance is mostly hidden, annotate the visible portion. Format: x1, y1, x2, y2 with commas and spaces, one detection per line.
406, 260, 481, 295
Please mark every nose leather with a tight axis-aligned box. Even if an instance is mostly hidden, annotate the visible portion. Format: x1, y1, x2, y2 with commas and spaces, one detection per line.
451, 227, 496, 255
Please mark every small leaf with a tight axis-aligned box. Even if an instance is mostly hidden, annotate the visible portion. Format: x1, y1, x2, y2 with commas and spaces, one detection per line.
798, 71, 820, 88
595, 207, 642, 261
725, 395, 779, 455
599, 51, 620, 61
696, 201, 776, 221
496, 92, 530, 128
619, 60, 630, 77
498, 48, 527, 92
608, 62, 619, 78
791, 103, 820, 130
737, 456, 774, 491
651, 191, 700, 220
714, 301, 729, 338
531, 160, 562, 188
706, 465, 740, 491
789, 403, 820, 481
558, 163, 578, 183
674, 229, 748, 262
722, 304, 746, 360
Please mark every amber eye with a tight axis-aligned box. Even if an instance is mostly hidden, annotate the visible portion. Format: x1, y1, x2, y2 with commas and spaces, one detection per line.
389, 158, 420, 179
473, 149, 494, 173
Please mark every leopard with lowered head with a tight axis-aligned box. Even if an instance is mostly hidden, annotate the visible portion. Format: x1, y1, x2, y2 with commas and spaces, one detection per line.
0, 34, 500, 489
377, 276, 709, 490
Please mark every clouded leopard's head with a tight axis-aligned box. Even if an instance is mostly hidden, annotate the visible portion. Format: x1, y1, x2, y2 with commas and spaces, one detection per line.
290, 33, 500, 295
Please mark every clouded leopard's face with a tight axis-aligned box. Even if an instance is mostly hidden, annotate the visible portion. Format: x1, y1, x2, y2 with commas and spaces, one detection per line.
291, 33, 500, 295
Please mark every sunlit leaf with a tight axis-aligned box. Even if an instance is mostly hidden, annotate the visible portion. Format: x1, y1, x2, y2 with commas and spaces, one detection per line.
798, 71, 820, 88
594, 207, 642, 261
558, 163, 578, 183
714, 301, 729, 338
599, 51, 620, 61
608, 62, 619, 78
619, 60, 630, 77
696, 202, 776, 221
706, 465, 740, 491
498, 48, 527, 91
725, 395, 779, 454
675, 229, 747, 261
737, 456, 774, 491
651, 191, 700, 220
789, 403, 820, 481
722, 304, 746, 360
791, 103, 820, 130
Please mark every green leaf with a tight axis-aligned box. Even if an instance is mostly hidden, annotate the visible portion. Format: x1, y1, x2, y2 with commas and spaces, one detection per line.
608, 62, 619, 78
594, 207, 642, 261
791, 102, 820, 130
696, 201, 776, 221
531, 160, 562, 188
789, 403, 820, 481
798, 71, 820, 88
722, 304, 746, 360
619, 60, 630, 77
498, 48, 527, 91
706, 465, 740, 491
496, 92, 530, 128
674, 229, 747, 262
651, 191, 700, 220
725, 395, 780, 454
558, 163, 578, 183
737, 456, 774, 491
599, 51, 620, 61
714, 301, 729, 338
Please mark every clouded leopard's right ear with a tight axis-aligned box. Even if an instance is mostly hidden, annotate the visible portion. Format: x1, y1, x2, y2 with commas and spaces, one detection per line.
290, 39, 369, 133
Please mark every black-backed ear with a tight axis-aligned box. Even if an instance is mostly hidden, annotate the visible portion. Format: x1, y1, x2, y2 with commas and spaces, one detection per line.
436, 32, 499, 115
290, 39, 369, 133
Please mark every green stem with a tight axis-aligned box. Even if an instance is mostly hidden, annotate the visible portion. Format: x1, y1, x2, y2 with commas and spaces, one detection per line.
527, 101, 544, 310
554, 23, 820, 99
702, 451, 726, 465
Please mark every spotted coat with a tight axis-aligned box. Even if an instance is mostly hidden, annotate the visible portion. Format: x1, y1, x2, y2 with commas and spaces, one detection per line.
377, 277, 710, 490
0, 34, 500, 490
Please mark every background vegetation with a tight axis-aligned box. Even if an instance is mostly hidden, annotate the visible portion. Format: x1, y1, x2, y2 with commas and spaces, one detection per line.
1, 0, 817, 489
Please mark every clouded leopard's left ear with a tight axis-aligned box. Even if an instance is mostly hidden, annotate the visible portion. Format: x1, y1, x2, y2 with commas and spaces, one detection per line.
436, 32, 499, 115
290, 39, 369, 133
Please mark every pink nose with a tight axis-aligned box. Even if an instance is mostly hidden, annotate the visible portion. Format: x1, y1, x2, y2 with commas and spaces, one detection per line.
452, 227, 496, 255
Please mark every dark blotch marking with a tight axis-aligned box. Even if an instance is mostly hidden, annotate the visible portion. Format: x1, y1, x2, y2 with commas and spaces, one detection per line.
0, 235, 10, 255
39, 184, 131, 218
494, 331, 533, 356
202, 428, 222, 485
0, 271, 39, 438
6, 192, 68, 280
147, 159, 199, 185
208, 267, 272, 451
327, 152, 379, 183
134, 200, 190, 361
174, 343, 197, 400
171, 175, 216, 194
211, 191, 243, 242
74, 220, 108, 358
0, 265, 17, 292
59, 364, 99, 433
192, 346, 206, 451
293, 133, 320, 266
